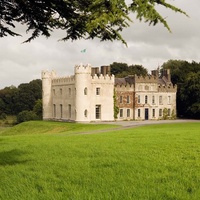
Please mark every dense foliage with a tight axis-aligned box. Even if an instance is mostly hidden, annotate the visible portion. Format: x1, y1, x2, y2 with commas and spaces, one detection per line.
161, 60, 200, 119
110, 62, 148, 77
0, 79, 42, 122
1, 0, 186, 44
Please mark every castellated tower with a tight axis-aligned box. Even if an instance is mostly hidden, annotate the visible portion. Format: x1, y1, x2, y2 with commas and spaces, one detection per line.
75, 64, 92, 122
41, 70, 56, 120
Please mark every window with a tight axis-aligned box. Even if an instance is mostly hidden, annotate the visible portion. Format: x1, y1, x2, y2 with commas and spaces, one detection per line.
127, 109, 130, 117
95, 105, 101, 119
69, 88, 71, 96
168, 109, 171, 116
68, 104, 71, 118
60, 88, 62, 95
159, 109, 162, 117
145, 95, 148, 104
53, 104, 56, 118
152, 109, 155, 117
96, 88, 100, 95
120, 109, 123, 117
145, 85, 149, 90
159, 96, 163, 104
138, 109, 141, 117
138, 95, 140, 104
168, 96, 171, 104
84, 110, 88, 117
120, 96, 123, 103
84, 87, 87, 95
53, 89, 56, 95
152, 96, 155, 104
60, 104, 63, 118
127, 96, 130, 103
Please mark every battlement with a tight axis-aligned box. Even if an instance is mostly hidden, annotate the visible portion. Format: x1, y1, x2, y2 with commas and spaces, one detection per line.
158, 84, 177, 92
91, 74, 114, 83
115, 84, 134, 90
52, 75, 75, 85
134, 75, 158, 83
41, 70, 57, 79
75, 63, 92, 74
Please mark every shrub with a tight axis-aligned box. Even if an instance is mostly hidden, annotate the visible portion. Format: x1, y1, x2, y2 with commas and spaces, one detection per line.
17, 110, 39, 124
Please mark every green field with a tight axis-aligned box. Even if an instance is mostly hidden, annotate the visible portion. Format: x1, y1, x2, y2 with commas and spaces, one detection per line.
0, 121, 200, 200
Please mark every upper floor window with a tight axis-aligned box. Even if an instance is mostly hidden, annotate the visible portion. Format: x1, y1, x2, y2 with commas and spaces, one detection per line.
168, 96, 171, 104
69, 88, 71, 96
96, 87, 100, 95
159, 96, 163, 104
53, 89, 56, 95
120, 96, 123, 103
145, 95, 148, 104
145, 85, 149, 91
60, 88, 62, 95
127, 96, 130, 103
84, 87, 87, 95
152, 96, 155, 104
138, 95, 140, 104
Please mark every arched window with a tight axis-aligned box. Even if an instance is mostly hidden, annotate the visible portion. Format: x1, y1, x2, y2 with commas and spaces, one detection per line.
84, 87, 87, 95
84, 110, 88, 117
145, 85, 149, 90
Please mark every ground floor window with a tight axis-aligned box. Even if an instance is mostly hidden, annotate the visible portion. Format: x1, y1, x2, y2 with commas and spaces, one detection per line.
95, 105, 101, 119
120, 109, 123, 117
138, 109, 141, 117
68, 104, 71, 118
127, 109, 130, 117
53, 104, 56, 118
152, 109, 155, 117
84, 109, 88, 117
159, 109, 162, 117
168, 109, 171, 116
60, 104, 63, 118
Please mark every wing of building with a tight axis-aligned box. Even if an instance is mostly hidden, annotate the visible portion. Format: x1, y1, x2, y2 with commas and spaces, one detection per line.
42, 64, 177, 122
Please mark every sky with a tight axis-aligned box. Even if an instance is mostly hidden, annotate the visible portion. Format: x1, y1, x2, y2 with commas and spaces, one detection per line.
0, 0, 200, 89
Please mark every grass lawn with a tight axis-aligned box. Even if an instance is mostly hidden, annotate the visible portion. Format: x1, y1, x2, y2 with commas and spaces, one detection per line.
0, 121, 200, 200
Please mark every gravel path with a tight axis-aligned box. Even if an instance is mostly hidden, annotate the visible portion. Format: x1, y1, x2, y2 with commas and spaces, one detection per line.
79, 119, 200, 135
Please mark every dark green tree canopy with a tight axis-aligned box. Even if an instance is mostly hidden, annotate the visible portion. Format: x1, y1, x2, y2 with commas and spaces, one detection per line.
1, 0, 186, 44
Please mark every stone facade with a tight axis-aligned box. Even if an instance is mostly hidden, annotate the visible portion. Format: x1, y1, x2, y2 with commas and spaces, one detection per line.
42, 65, 177, 122
42, 64, 114, 122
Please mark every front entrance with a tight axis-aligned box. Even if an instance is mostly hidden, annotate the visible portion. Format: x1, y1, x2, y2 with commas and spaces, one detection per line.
145, 108, 149, 120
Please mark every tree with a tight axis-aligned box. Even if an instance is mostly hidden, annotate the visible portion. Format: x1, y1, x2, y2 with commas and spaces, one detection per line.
161, 60, 200, 119
1, 0, 186, 44
110, 62, 148, 77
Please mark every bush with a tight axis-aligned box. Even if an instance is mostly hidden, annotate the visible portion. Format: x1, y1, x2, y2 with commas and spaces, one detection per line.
0, 113, 7, 120
17, 110, 39, 124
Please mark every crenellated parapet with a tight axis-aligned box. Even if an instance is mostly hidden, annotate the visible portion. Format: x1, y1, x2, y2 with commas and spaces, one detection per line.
158, 84, 177, 92
115, 83, 135, 91
52, 75, 75, 85
91, 74, 115, 84
134, 74, 158, 83
75, 63, 92, 74
41, 70, 57, 79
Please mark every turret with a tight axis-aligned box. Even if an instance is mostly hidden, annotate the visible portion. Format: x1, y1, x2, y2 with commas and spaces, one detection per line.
75, 64, 92, 122
41, 70, 56, 120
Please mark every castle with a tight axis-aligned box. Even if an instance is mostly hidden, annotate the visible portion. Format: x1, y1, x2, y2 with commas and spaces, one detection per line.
42, 64, 177, 122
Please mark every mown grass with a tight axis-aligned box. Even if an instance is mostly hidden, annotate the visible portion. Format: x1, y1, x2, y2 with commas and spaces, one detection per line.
0, 121, 200, 200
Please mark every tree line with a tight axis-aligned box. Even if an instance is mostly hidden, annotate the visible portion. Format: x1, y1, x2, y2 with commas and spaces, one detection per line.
0, 79, 42, 123
0, 60, 199, 123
